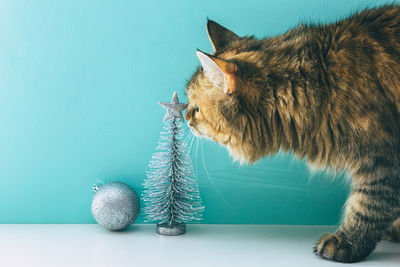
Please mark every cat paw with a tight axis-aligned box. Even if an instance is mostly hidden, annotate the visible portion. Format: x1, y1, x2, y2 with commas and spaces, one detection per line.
313, 233, 370, 263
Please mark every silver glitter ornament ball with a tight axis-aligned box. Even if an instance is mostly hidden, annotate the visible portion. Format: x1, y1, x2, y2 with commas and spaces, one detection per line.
91, 182, 140, 231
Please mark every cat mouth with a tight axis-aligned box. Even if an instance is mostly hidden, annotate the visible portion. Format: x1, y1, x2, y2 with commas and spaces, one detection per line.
188, 123, 219, 143
188, 123, 210, 139
188, 124, 202, 137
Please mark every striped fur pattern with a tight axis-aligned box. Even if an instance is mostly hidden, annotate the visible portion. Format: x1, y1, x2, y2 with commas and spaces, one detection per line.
185, 5, 400, 263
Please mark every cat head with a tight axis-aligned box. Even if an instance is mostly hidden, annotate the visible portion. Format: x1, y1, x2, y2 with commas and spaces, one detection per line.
185, 20, 270, 164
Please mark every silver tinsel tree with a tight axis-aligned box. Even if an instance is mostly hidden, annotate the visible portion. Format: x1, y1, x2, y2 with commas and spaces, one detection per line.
142, 92, 204, 235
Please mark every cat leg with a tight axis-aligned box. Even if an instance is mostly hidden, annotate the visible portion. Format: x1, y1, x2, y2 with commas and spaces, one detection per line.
314, 177, 400, 262
385, 218, 400, 242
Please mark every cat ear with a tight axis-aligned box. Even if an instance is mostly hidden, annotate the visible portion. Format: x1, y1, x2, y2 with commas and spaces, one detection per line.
207, 19, 239, 51
196, 50, 237, 94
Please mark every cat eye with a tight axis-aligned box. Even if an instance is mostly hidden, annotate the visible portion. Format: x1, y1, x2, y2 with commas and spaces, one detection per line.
195, 106, 200, 112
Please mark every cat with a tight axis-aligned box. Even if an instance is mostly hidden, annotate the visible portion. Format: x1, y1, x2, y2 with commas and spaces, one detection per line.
185, 4, 400, 263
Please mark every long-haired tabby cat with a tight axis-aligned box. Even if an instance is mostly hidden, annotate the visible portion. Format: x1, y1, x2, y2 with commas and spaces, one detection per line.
185, 4, 400, 263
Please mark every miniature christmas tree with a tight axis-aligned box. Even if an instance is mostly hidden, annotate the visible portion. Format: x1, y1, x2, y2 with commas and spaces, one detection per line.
142, 91, 204, 235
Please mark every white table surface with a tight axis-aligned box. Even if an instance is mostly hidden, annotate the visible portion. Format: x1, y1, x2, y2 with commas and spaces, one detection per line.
0, 224, 398, 267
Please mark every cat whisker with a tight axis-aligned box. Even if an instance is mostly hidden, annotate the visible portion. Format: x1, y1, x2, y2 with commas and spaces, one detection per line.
195, 138, 199, 178
188, 134, 196, 154
200, 139, 234, 210
183, 131, 193, 146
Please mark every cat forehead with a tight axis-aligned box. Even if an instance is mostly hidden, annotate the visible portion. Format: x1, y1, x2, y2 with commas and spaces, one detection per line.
186, 82, 223, 108
186, 70, 212, 96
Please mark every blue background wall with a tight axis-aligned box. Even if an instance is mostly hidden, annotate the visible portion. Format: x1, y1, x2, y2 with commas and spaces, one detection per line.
0, 0, 397, 224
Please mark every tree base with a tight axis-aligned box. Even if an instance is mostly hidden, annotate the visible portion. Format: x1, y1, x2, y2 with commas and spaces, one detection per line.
156, 222, 186, 236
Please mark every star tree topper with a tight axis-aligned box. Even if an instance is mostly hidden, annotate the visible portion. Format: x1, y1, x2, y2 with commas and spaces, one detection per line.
158, 91, 188, 122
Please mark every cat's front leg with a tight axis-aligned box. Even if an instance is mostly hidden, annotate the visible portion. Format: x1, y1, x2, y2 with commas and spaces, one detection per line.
314, 176, 400, 263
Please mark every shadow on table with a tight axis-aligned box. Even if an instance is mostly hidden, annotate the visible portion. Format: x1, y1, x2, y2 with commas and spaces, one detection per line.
368, 241, 400, 263
187, 224, 337, 242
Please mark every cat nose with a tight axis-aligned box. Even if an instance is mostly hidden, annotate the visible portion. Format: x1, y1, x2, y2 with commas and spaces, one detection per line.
185, 110, 191, 120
